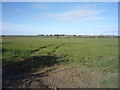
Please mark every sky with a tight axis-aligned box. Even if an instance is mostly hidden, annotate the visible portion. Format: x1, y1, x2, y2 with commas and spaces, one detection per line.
2, 2, 118, 35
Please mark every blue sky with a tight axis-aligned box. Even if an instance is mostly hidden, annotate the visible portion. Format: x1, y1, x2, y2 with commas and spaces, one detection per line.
2, 2, 118, 35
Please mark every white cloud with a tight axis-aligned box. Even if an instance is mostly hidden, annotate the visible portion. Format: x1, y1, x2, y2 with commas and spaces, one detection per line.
75, 3, 102, 10
96, 26, 118, 30
30, 3, 106, 22
94, 26, 118, 35
46, 9, 105, 22
19, 3, 112, 22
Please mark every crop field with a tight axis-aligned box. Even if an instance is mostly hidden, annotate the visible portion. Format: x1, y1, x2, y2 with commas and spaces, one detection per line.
2, 36, 118, 88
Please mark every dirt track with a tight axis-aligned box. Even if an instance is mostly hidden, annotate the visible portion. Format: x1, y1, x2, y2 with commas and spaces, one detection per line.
3, 65, 85, 88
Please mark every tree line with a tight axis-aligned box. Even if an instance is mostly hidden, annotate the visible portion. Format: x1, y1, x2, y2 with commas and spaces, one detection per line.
1, 34, 118, 38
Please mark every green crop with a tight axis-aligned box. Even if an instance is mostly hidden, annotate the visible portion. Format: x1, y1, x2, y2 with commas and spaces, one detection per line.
2, 36, 118, 88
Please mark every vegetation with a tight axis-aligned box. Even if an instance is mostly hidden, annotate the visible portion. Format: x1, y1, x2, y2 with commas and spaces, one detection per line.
2, 36, 118, 88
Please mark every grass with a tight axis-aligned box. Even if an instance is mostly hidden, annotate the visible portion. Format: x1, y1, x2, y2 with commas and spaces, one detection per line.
2, 36, 118, 88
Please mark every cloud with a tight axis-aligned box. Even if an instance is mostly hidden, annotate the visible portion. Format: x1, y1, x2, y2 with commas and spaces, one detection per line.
20, 3, 111, 22
30, 3, 106, 22
96, 26, 118, 30
74, 3, 103, 10
94, 26, 118, 35
46, 9, 105, 22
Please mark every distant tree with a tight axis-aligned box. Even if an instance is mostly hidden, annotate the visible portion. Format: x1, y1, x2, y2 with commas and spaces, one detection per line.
54, 34, 60, 36
38, 34, 45, 36
73, 35, 76, 37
